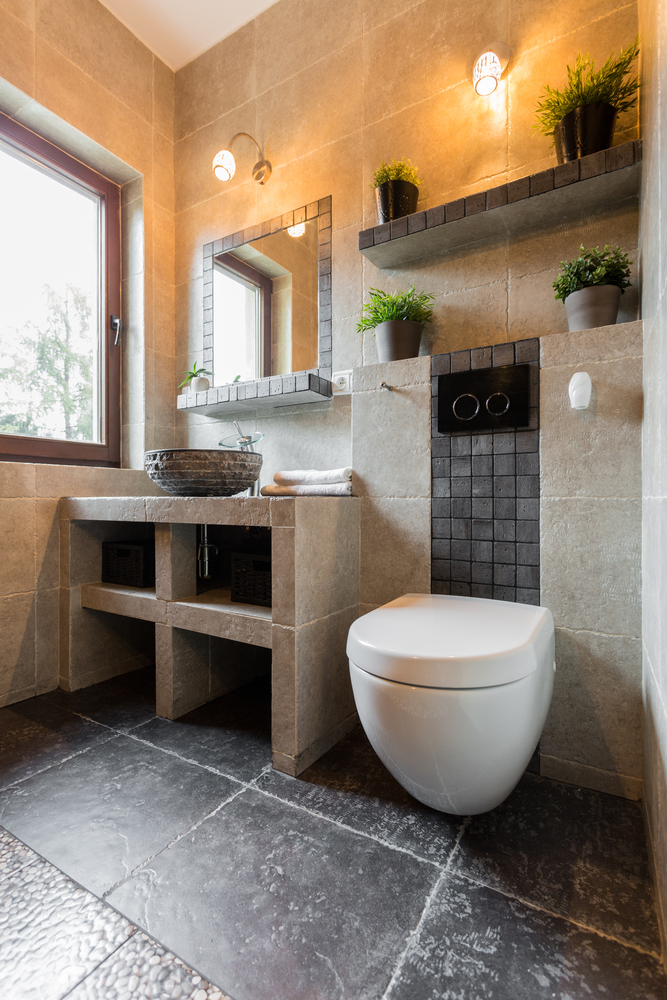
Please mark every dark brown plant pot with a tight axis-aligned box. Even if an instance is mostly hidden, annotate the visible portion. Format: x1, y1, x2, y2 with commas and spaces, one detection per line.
563, 284, 622, 332
375, 320, 423, 362
553, 103, 617, 164
374, 180, 419, 224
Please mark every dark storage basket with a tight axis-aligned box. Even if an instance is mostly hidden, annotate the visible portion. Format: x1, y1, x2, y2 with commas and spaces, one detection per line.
102, 540, 155, 588
231, 552, 272, 607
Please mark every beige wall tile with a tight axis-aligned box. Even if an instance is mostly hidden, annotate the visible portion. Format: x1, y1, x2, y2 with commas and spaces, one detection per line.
257, 39, 362, 166
360, 497, 430, 606
35, 0, 153, 124
271, 623, 296, 755
352, 381, 430, 498
175, 21, 255, 140
153, 131, 174, 213
209, 635, 270, 699
0, 591, 35, 697
295, 604, 359, 753
540, 320, 643, 368
66, 592, 154, 681
153, 206, 175, 285
540, 356, 643, 498
0, 5, 35, 96
35, 465, 159, 498
256, 0, 362, 93
509, 271, 568, 340
428, 282, 509, 356
175, 182, 258, 285
363, 0, 421, 32
35, 498, 59, 590
272, 526, 295, 626
270, 498, 295, 527
153, 55, 174, 141
121, 195, 144, 280
0, 499, 35, 597
35, 586, 58, 694
1, 0, 34, 27
541, 497, 641, 636
0, 462, 35, 498
543, 627, 643, 779
294, 498, 360, 624
253, 396, 352, 487
352, 355, 429, 392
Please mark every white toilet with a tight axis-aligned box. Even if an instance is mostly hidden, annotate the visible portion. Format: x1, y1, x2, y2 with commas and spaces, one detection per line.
347, 593, 555, 815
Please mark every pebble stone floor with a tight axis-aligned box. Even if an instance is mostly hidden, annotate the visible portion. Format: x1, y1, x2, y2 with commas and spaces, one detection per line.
0, 667, 665, 1000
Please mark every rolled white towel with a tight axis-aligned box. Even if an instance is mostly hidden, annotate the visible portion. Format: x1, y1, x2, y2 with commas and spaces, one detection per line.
273, 467, 352, 487
261, 482, 352, 497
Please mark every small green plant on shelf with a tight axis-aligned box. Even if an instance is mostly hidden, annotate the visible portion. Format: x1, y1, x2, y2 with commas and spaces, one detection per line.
356, 286, 435, 331
533, 38, 639, 138
178, 362, 212, 388
371, 158, 421, 190
553, 245, 632, 301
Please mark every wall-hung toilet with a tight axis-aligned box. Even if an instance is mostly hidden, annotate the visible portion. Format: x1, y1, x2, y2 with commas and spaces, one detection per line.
347, 594, 555, 815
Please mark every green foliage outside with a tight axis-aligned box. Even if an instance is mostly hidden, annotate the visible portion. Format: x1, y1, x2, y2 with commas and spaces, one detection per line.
178, 362, 212, 388
533, 38, 639, 137
371, 158, 421, 190
553, 245, 632, 301
356, 286, 434, 332
0, 285, 93, 440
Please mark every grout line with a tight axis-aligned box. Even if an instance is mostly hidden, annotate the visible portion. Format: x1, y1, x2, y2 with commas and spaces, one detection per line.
443, 815, 472, 870
58, 932, 137, 1000
122, 729, 250, 785
102, 784, 247, 899
381, 868, 447, 1000
454, 870, 663, 961
0, 733, 120, 794
253, 784, 443, 871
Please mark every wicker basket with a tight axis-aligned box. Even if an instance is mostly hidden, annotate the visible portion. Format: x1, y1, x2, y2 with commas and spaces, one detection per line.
102, 540, 155, 588
231, 552, 272, 607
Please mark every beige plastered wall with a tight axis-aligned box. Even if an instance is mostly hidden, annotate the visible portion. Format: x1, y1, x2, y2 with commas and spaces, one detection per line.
638, 0, 667, 956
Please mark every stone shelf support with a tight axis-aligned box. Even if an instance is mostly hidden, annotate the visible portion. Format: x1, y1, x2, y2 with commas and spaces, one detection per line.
60, 496, 361, 776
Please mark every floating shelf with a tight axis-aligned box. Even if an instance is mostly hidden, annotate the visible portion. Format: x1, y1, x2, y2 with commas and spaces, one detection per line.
177, 371, 332, 418
81, 583, 164, 622
359, 140, 641, 269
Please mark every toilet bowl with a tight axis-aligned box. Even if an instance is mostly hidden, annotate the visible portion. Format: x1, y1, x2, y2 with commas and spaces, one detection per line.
347, 594, 555, 815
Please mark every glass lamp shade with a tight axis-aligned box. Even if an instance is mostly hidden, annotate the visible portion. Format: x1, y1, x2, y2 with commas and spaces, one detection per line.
212, 149, 236, 181
287, 223, 306, 237
473, 51, 501, 96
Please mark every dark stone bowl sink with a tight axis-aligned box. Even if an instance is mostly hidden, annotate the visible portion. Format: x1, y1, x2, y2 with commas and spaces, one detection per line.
144, 448, 263, 497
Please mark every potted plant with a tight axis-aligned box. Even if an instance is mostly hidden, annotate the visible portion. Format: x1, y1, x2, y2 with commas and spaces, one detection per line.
178, 363, 212, 394
357, 286, 434, 362
533, 38, 639, 163
553, 244, 632, 331
371, 158, 421, 225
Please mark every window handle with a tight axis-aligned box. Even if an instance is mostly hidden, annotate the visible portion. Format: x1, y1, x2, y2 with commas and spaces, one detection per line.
111, 315, 122, 346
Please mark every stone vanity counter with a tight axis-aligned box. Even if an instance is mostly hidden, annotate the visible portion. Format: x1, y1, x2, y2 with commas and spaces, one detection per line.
60, 496, 361, 776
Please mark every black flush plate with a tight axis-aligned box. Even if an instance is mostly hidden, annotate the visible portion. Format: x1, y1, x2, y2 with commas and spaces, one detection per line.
438, 364, 531, 433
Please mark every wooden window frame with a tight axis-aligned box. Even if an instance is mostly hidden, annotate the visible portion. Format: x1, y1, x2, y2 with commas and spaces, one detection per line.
0, 112, 121, 467
214, 252, 273, 378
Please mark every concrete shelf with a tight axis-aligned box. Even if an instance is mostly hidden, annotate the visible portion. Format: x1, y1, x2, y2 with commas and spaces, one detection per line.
61, 495, 361, 778
176, 371, 332, 418
359, 140, 641, 269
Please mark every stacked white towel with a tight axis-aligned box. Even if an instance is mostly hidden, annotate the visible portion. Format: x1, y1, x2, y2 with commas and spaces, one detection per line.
260, 467, 353, 497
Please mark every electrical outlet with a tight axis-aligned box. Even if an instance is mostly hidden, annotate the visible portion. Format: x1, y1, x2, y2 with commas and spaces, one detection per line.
331, 370, 353, 394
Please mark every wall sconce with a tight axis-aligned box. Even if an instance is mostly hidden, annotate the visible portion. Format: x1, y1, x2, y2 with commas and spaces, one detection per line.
287, 223, 305, 237
473, 42, 510, 96
212, 133, 271, 184
569, 372, 592, 410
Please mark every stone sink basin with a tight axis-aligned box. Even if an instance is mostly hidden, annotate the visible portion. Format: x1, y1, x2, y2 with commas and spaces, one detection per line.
144, 448, 263, 497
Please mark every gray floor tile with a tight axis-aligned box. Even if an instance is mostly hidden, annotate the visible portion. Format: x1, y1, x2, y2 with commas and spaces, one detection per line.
108, 788, 438, 1000
68, 930, 230, 1000
0, 698, 114, 790
42, 666, 157, 733
257, 726, 463, 863
0, 735, 240, 895
0, 854, 133, 1000
386, 872, 667, 1000
134, 676, 272, 783
452, 772, 661, 953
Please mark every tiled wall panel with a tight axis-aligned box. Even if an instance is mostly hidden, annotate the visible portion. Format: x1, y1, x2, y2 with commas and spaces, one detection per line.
431, 339, 539, 605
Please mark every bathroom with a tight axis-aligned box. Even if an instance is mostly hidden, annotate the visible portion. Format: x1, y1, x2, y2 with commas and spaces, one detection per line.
0, 0, 666, 996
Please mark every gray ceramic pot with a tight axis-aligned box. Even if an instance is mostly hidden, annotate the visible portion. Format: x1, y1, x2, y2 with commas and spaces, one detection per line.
564, 284, 622, 332
375, 320, 423, 362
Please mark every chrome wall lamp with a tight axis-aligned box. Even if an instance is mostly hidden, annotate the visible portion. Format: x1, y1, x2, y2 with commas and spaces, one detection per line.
212, 133, 271, 184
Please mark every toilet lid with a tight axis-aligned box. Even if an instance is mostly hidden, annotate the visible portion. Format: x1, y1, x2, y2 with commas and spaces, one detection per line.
347, 594, 553, 688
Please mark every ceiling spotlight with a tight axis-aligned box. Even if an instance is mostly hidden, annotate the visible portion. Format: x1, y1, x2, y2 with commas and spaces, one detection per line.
473, 42, 510, 96
287, 223, 305, 237
212, 132, 271, 185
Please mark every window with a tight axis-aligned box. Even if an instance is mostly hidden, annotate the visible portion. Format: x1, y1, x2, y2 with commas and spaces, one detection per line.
213, 254, 272, 384
0, 113, 120, 465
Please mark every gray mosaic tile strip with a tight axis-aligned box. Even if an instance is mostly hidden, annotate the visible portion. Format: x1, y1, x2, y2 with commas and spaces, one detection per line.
431, 339, 540, 607
360, 140, 642, 251
0, 826, 37, 880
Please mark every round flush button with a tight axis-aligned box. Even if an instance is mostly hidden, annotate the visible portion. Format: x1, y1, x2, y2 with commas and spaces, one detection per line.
486, 392, 510, 416
452, 393, 480, 421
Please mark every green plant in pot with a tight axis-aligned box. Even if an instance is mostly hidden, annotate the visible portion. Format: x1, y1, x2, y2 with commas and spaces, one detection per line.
554, 245, 632, 331
178, 362, 212, 394
533, 38, 639, 163
357, 286, 434, 363
371, 158, 421, 225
